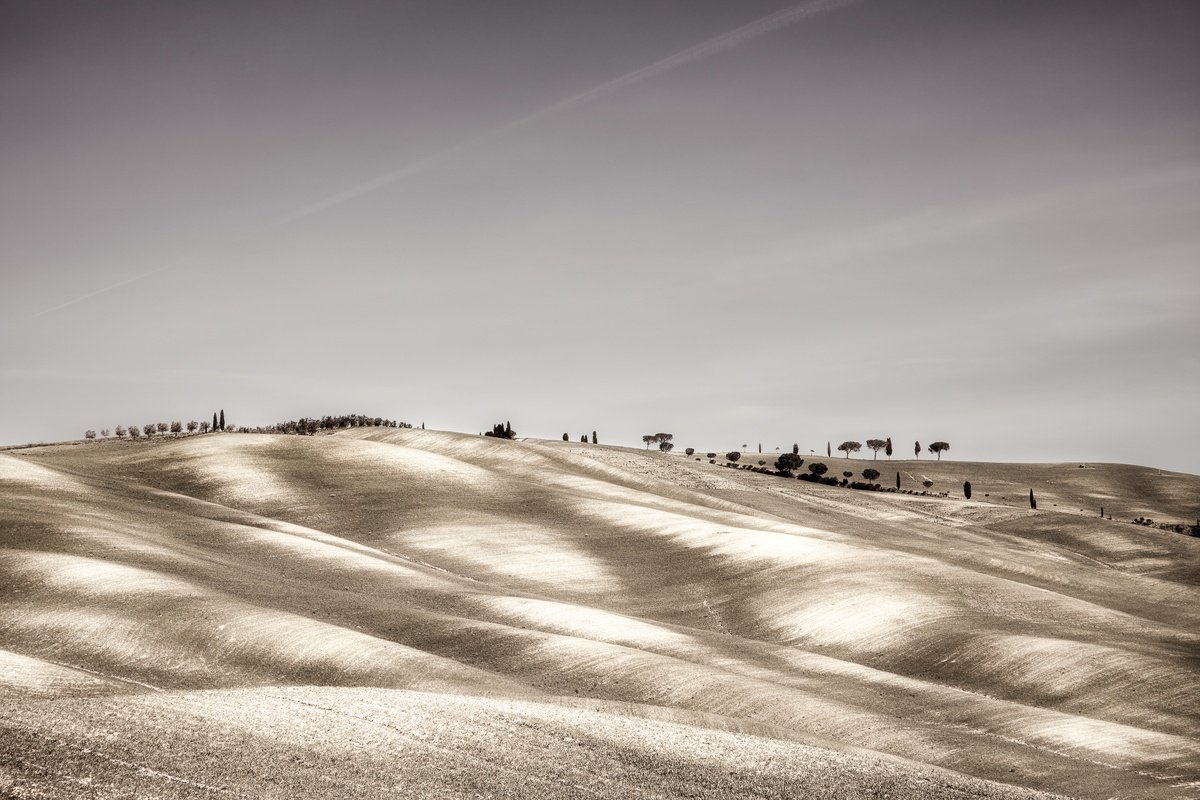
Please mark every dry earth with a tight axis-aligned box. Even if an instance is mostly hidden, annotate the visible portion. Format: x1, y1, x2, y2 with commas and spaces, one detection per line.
1, 429, 1198, 799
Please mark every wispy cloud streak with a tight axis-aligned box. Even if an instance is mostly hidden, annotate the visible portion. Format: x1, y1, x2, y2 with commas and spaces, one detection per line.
32, 0, 861, 317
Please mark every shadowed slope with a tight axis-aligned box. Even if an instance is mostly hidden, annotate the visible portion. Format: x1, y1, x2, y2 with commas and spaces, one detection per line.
1, 431, 1198, 799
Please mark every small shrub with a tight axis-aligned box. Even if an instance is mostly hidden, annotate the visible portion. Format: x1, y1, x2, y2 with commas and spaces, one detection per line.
862, 468, 880, 482
726, 451, 741, 462
709, 459, 715, 464
84, 430, 96, 440
685, 448, 695, 456
843, 471, 853, 478
922, 479, 933, 489
808, 462, 828, 476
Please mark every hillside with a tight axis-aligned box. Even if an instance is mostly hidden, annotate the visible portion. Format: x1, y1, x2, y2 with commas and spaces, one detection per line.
1, 429, 1198, 799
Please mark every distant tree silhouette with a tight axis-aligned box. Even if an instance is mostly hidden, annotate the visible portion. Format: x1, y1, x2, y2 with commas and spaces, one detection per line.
792, 443, 799, 455
156, 422, 168, 435
963, 480, 972, 499
758, 443, 762, 453
659, 441, 674, 452
775, 453, 804, 476
143, 424, 156, 437
843, 471, 853, 478
827, 441, 831, 457
1029, 489, 1037, 509
187, 420, 198, 433
128, 425, 140, 439
484, 422, 516, 439
866, 439, 887, 459
213, 412, 218, 432
914, 440, 920, 459
591, 431, 597, 444
895, 471, 901, 489
923, 479, 933, 489
642, 435, 654, 449
84, 430, 96, 440
685, 448, 694, 456
885, 437, 892, 458
726, 451, 741, 463
199, 421, 210, 433
837, 441, 862, 458
114, 426, 126, 438
170, 421, 182, 435
808, 462, 828, 476
928, 441, 950, 460
862, 468, 880, 482
219, 410, 225, 431
581, 434, 588, 442
563, 433, 569, 441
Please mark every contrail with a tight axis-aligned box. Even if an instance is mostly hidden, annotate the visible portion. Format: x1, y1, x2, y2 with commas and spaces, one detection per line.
33, 0, 861, 317
283, 0, 861, 224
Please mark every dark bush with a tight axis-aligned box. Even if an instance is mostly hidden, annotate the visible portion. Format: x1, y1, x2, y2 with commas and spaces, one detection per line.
808, 462, 828, 476
685, 448, 695, 456
922, 479, 933, 488
862, 468, 880, 482
726, 451, 741, 462
706, 453, 716, 459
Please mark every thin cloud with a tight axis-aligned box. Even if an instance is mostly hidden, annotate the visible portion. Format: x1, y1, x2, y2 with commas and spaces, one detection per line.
31, 0, 861, 318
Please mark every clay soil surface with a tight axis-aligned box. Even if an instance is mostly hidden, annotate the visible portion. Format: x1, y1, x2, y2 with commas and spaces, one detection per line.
2, 429, 1198, 798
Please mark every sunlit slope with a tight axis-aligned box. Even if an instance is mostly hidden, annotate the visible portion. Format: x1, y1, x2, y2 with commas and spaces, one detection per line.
2, 430, 1198, 799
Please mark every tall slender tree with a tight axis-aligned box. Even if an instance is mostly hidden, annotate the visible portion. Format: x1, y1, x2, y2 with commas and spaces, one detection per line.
963, 480, 972, 499
213, 412, 218, 432
220, 409, 225, 431
591, 431, 597, 444
885, 437, 893, 458
914, 440, 920, 459
827, 441, 831, 457
1029, 489, 1037, 509
792, 443, 799, 455
896, 471, 901, 490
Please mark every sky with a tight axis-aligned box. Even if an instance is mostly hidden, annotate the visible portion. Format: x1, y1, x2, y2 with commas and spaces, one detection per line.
2, 0, 1198, 472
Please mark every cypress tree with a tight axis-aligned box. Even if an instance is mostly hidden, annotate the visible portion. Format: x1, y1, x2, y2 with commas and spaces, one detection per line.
963, 480, 972, 500
505, 420, 512, 438
212, 412, 217, 431
914, 440, 920, 459
792, 443, 799, 455
581, 434, 587, 442
563, 433, 569, 441
885, 437, 892, 458
758, 443, 762, 453
1029, 489, 1037, 509
591, 431, 597, 444
219, 409, 225, 431
827, 441, 831, 457
1100, 506, 1104, 518
896, 471, 901, 490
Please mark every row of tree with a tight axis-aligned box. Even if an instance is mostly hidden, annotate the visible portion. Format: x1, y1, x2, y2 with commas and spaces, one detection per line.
820, 438, 950, 460
563, 431, 599, 443
85, 411, 417, 440
86, 409, 228, 440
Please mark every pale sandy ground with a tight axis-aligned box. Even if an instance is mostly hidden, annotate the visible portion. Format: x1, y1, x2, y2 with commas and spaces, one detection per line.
1, 429, 1197, 799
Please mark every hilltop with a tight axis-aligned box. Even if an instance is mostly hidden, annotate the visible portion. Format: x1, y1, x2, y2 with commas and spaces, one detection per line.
1, 429, 1198, 798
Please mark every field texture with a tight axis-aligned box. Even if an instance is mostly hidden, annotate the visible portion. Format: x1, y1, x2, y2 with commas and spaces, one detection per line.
1, 429, 1198, 798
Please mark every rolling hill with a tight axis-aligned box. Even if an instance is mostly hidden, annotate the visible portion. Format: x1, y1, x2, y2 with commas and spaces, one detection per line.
1, 429, 1198, 799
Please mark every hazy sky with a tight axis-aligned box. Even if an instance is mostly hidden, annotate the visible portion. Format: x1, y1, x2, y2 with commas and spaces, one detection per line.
2, 1, 1198, 472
